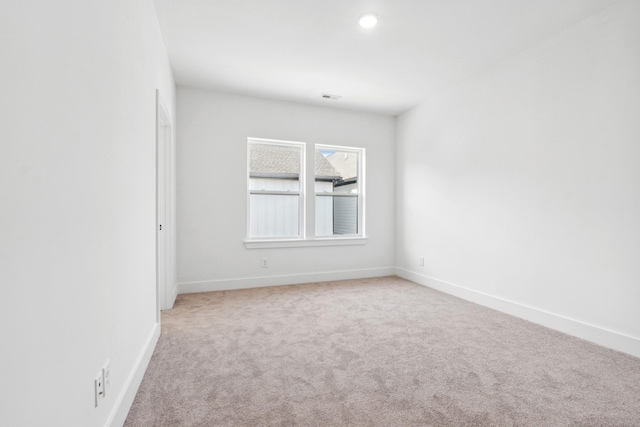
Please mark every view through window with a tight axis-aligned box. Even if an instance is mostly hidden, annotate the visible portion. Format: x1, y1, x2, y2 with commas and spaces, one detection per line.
248, 141, 302, 238
248, 138, 364, 239
315, 146, 361, 237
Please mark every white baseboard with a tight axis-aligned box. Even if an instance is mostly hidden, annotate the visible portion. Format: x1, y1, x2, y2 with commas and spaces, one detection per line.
178, 267, 396, 294
169, 282, 178, 309
106, 323, 161, 427
172, 283, 178, 303
395, 268, 640, 359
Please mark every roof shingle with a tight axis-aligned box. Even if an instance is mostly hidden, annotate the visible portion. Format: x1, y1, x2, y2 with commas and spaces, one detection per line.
249, 144, 340, 179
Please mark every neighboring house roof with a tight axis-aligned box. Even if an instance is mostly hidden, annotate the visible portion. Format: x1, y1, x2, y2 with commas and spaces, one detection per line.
326, 151, 358, 184
250, 144, 340, 180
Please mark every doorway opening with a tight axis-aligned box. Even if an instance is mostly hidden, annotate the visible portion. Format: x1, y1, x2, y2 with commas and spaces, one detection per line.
156, 90, 176, 321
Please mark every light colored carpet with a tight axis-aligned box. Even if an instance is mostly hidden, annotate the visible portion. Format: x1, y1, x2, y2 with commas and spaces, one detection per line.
125, 276, 640, 426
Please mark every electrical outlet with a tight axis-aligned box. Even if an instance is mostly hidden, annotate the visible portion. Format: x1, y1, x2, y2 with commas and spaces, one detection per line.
94, 371, 104, 407
102, 361, 111, 398
419, 256, 424, 267
261, 257, 268, 268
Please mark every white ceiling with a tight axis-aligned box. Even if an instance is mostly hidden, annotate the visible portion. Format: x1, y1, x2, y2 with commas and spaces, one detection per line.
153, 0, 619, 116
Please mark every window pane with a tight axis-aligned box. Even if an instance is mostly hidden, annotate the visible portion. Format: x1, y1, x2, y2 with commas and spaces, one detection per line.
250, 144, 300, 191
248, 141, 302, 238
249, 194, 299, 238
316, 195, 358, 236
315, 149, 358, 194
315, 194, 333, 236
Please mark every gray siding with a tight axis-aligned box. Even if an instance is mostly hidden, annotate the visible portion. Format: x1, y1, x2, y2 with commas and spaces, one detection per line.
333, 196, 358, 235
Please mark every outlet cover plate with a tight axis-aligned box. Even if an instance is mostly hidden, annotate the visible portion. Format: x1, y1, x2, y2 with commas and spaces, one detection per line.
95, 371, 104, 407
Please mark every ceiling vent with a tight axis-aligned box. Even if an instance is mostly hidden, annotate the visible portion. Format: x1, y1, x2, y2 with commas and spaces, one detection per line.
322, 93, 342, 100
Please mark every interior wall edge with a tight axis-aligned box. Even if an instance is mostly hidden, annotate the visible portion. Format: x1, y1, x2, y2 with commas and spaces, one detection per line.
395, 268, 640, 359
106, 323, 160, 427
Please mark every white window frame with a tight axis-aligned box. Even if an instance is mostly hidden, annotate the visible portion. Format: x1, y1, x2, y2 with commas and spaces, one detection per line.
246, 138, 306, 240
314, 144, 366, 239
245, 138, 367, 249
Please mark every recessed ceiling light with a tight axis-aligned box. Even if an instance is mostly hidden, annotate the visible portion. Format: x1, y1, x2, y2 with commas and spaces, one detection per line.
359, 13, 378, 29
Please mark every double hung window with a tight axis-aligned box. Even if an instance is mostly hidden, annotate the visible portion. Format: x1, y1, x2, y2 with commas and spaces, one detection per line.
315, 145, 363, 237
248, 139, 303, 238
247, 138, 364, 242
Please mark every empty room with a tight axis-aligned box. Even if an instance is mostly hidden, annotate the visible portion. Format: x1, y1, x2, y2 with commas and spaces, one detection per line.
2, 0, 639, 426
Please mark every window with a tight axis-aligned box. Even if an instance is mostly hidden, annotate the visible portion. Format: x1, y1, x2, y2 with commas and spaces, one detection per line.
315, 145, 364, 237
247, 138, 365, 245
248, 139, 304, 238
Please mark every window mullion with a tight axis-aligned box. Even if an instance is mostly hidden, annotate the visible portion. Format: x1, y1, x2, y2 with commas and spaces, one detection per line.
303, 142, 314, 240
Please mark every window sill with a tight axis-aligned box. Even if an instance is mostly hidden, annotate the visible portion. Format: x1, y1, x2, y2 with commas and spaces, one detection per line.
244, 237, 368, 249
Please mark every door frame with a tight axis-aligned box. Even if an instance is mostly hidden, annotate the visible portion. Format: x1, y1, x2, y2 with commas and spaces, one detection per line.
156, 90, 176, 320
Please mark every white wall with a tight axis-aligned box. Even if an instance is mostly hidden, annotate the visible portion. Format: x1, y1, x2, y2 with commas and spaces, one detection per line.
396, 0, 640, 357
176, 88, 395, 290
0, 1, 175, 426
